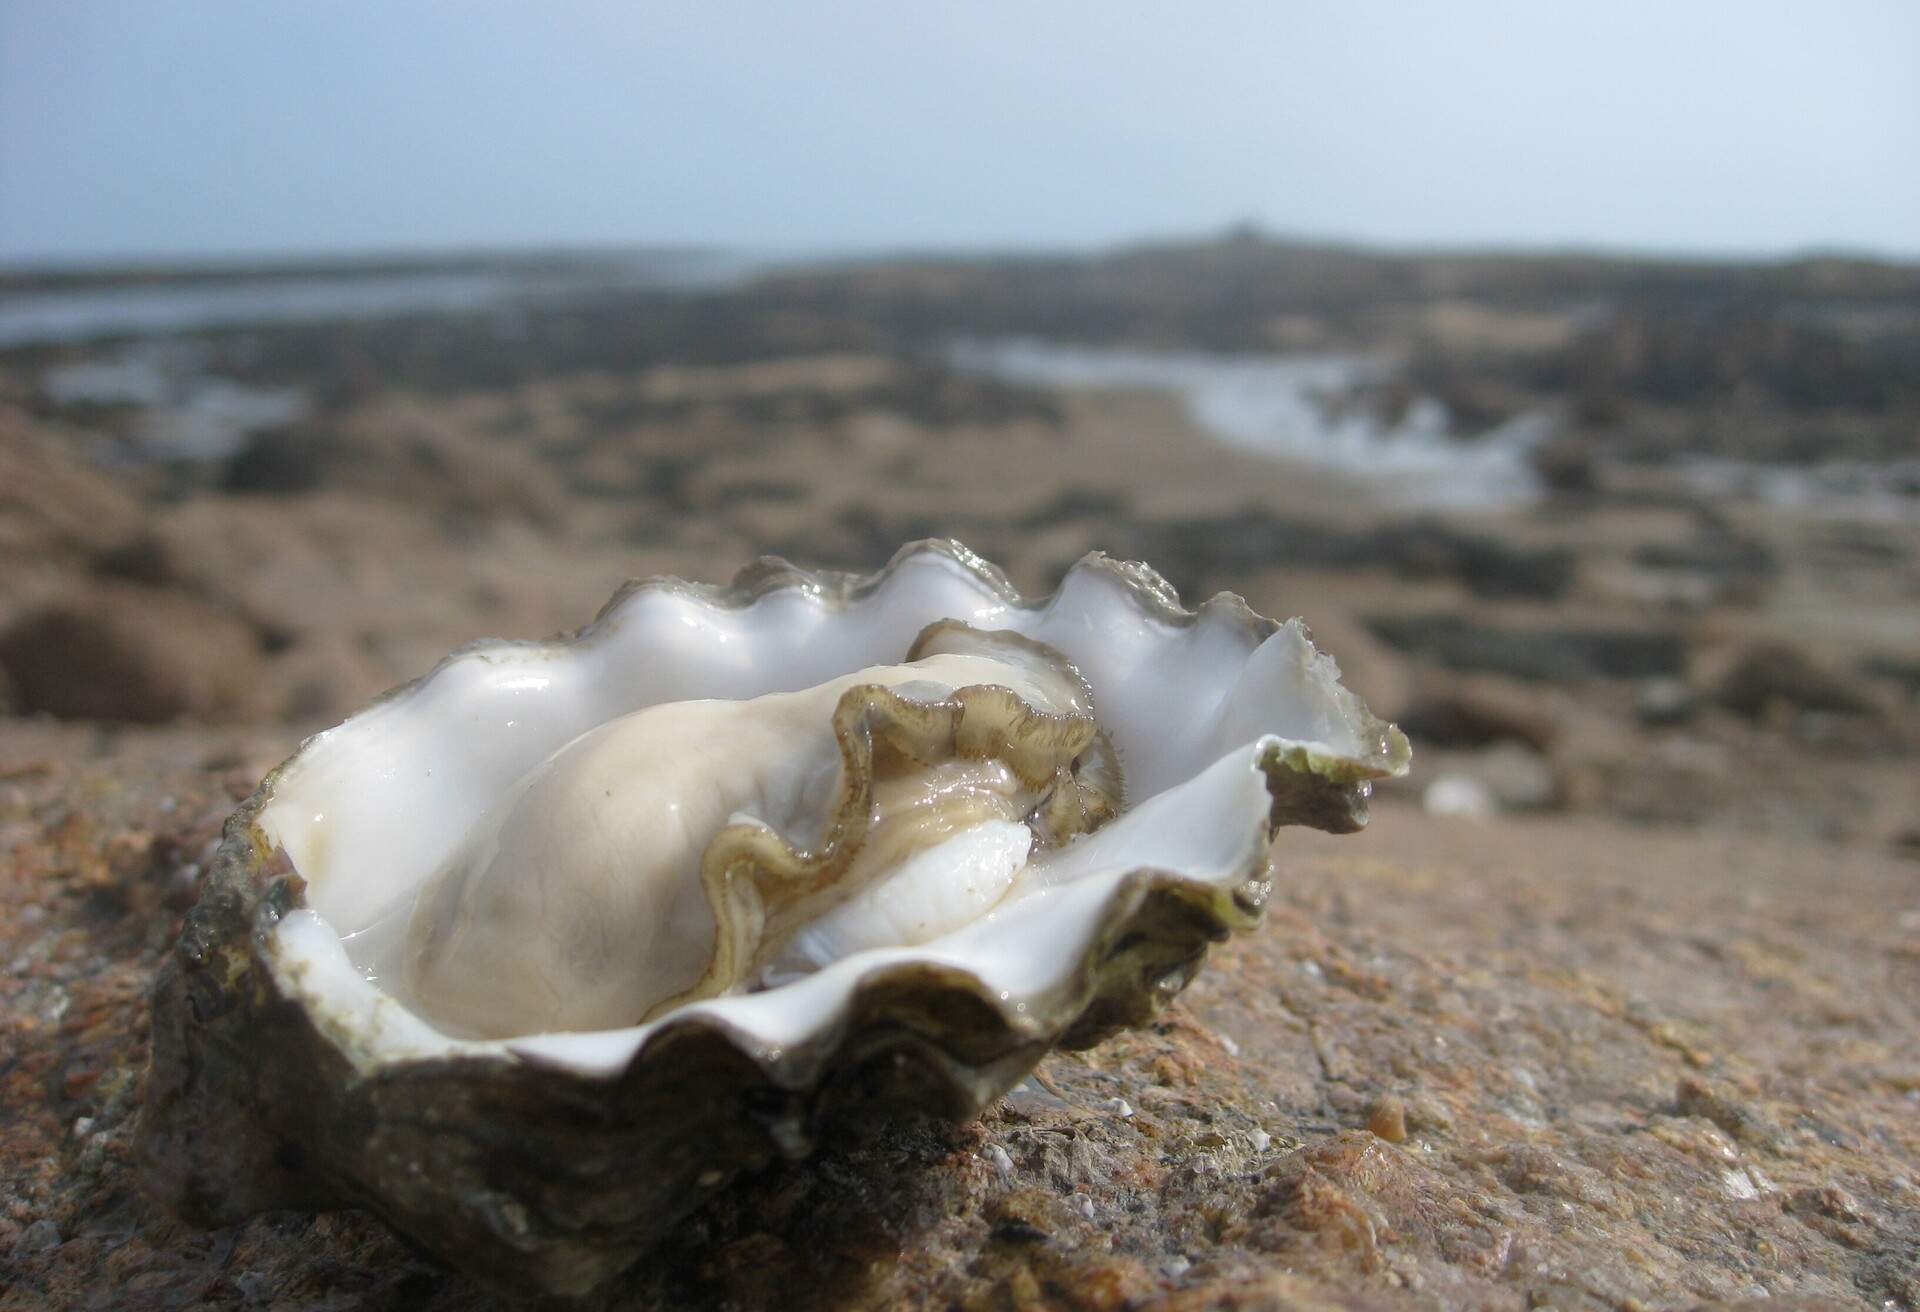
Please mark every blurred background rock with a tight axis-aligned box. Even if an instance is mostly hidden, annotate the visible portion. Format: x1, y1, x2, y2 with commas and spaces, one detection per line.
5, 233, 1911, 847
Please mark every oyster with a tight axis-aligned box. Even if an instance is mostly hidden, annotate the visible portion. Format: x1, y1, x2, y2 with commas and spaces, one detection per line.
141, 540, 1408, 1296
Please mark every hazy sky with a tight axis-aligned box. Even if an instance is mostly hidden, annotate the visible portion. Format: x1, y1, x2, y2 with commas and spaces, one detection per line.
2, 1, 1916, 263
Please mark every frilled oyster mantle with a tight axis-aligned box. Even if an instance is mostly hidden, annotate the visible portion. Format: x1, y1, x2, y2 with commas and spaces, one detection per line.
139, 540, 1409, 1296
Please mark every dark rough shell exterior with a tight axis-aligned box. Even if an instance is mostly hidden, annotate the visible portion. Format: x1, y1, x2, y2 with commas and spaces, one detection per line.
138, 542, 1408, 1297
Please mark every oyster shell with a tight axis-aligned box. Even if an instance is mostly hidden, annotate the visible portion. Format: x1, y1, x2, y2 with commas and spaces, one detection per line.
140, 540, 1408, 1296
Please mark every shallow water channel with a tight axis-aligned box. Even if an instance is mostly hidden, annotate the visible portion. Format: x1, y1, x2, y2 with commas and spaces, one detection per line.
951, 338, 1550, 511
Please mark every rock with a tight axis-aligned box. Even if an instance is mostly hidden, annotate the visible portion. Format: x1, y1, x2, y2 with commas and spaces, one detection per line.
218, 421, 332, 494
1714, 644, 1881, 719
222, 401, 567, 527
0, 407, 144, 569
1400, 674, 1559, 750
89, 531, 177, 587
1636, 677, 1697, 727
1529, 436, 1598, 496
1634, 533, 1778, 581
1629, 531, 1779, 608
12, 1219, 61, 1254
1470, 741, 1562, 811
1127, 509, 1575, 602
1424, 775, 1495, 818
1368, 613, 1686, 683
1861, 654, 1920, 701
1386, 517, 1576, 601
0, 580, 266, 723
1421, 742, 1561, 817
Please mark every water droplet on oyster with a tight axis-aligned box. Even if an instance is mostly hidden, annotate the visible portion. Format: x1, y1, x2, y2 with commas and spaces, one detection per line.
399, 622, 1123, 1038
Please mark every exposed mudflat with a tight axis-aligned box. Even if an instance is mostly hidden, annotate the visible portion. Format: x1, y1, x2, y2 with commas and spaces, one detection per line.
1, 238, 1916, 1308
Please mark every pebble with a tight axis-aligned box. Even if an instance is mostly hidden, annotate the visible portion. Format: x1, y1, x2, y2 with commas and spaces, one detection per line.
1248, 1128, 1272, 1153
1104, 1097, 1135, 1118
981, 1144, 1014, 1175
1637, 677, 1697, 727
1470, 741, 1560, 811
1423, 775, 1495, 819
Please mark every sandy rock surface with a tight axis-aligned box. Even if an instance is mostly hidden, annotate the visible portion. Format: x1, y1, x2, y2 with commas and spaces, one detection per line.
3, 733, 1914, 1311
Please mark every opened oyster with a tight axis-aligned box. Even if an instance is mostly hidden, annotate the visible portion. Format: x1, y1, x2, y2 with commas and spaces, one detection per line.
141, 541, 1408, 1295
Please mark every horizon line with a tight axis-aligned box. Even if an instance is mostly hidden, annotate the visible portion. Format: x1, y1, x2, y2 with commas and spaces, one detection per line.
4, 227, 1919, 284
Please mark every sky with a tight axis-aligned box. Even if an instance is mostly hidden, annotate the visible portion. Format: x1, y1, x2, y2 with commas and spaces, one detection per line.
2, 1, 1917, 265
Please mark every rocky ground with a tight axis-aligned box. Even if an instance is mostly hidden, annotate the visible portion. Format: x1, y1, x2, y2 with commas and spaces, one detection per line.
3, 737, 1916, 1309
1, 238, 1916, 1308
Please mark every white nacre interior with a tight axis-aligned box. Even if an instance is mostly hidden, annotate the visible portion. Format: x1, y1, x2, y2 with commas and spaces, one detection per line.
259, 548, 1398, 1077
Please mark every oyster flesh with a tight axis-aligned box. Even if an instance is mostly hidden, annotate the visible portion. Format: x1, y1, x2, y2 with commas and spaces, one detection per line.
402, 621, 1121, 1037
141, 540, 1409, 1296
